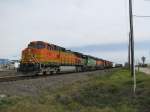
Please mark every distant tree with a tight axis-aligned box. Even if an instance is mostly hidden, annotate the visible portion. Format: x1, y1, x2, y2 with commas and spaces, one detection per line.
141, 56, 146, 65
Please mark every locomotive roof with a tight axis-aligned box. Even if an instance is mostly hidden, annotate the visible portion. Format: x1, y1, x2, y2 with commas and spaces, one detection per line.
30, 41, 66, 50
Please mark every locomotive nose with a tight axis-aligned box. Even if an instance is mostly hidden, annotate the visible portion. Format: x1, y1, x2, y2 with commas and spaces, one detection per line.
27, 48, 31, 52
21, 48, 33, 63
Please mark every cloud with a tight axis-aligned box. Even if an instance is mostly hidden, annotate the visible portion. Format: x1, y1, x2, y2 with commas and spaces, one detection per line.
0, 0, 150, 62
70, 40, 150, 52
68, 41, 150, 64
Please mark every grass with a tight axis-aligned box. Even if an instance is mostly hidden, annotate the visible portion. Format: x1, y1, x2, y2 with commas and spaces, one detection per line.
0, 69, 150, 112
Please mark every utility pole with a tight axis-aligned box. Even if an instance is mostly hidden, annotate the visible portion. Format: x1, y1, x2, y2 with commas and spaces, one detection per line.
129, 0, 136, 93
128, 32, 131, 70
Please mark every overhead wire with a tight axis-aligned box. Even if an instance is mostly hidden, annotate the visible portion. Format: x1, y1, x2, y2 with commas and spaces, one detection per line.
133, 0, 150, 18
133, 15, 150, 18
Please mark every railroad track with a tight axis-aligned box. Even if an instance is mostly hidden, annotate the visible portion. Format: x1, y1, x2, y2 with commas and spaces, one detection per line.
0, 73, 54, 82
0, 75, 35, 82
0, 68, 116, 83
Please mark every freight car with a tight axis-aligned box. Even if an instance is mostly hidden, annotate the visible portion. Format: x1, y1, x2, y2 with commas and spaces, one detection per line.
19, 41, 113, 74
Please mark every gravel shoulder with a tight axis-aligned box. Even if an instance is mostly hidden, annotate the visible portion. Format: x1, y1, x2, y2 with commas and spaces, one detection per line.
0, 70, 112, 97
0, 70, 22, 77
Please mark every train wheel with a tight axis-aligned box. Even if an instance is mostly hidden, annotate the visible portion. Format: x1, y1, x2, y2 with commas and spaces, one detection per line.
56, 69, 60, 74
50, 71, 54, 75
43, 71, 47, 75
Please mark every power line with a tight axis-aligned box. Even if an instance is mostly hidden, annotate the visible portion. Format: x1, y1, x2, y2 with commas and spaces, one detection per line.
133, 15, 150, 18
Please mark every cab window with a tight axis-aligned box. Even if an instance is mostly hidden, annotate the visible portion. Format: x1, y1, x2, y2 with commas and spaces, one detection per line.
47, 44, 52, 50
36, 42, 45, 49
28, 42, 45, 49
28, 42, 35, 48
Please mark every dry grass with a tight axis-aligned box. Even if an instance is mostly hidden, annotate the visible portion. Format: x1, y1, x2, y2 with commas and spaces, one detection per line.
0, 69, 150, 112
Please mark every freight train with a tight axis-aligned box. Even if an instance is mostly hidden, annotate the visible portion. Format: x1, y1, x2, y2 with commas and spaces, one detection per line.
19, 41, 113, 74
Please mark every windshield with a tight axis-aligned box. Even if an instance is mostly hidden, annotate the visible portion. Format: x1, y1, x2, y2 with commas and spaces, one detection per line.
28, 42, 45, 49
36, 42, 45, 49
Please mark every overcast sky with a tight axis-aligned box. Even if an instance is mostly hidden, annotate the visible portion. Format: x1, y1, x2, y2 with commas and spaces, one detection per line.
0, 0, 150, 64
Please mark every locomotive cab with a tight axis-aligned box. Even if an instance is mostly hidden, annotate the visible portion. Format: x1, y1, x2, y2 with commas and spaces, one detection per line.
19, 41, 47, 73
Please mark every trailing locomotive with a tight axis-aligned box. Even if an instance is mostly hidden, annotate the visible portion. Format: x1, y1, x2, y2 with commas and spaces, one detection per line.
19, 41, 113, 74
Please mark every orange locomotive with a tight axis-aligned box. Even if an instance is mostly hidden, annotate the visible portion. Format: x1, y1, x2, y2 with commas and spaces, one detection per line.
21, 41, 82, 65
19, 41, 113, 74
20, 41, 85, 73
